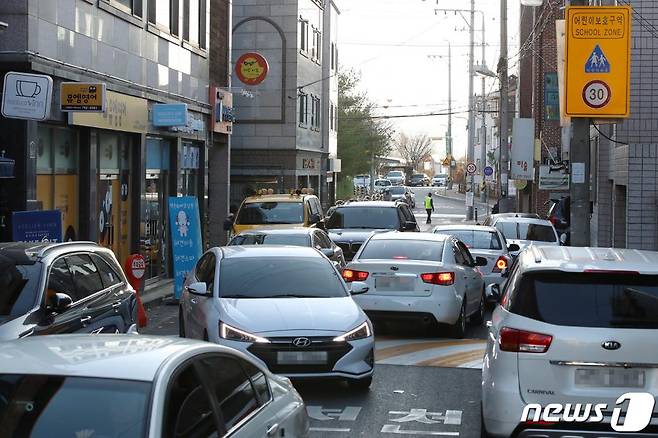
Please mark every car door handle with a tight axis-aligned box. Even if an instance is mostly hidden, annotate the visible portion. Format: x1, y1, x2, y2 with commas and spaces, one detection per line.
80, 316, 92, 326
266, 423, 280, 437
190, 298, 198, 305
112, 301, 122, 310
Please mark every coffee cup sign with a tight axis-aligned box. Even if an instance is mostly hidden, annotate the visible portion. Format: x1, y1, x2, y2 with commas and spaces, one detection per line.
1, 72, 53, 121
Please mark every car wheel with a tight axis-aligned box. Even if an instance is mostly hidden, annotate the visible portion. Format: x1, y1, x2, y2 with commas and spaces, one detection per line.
449, 301, 466, 339
470, 289, 485, 326
178, 308, 185, 338
348, 376, 372, 391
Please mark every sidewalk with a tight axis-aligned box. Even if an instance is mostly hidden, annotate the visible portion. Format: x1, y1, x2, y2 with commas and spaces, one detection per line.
432, 187, 496, 222
141, 278, 174, 305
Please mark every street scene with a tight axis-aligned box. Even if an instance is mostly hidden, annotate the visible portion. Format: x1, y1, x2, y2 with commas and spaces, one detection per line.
2, 0, 658, 437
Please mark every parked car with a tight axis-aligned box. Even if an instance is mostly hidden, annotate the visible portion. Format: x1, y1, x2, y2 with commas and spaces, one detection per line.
228, 228, 346, 269
0, 242, 137, 340
489, 217, 560, 254
344, 232, 487, 338
482, 212, 541, 227
432, 174, 448, 187
373, 178, 392, 192
385, 170, 405, 186
180, 246, 375, 389
408, 173, 429, 187
0, 334, 309, 437
353, 174, 371, 189
432, 225, 519, 287
482, 246, 658, 437
547, 195, 570, 244
326, 201, 419, 260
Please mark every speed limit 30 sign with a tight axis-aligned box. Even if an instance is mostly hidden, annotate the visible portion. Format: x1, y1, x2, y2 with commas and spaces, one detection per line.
583, 80, 611, 109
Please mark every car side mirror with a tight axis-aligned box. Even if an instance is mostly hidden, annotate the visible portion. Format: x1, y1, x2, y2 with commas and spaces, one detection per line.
475, 256, 488, 267
186, 282, 210, 297
309, 213, 321, 224
507, 243, 520, 252
560, 234, 568, 245
485, 283, 501, 304
402, 221, 416, 231
47, 293, 73, 313
349, 281, 369, 295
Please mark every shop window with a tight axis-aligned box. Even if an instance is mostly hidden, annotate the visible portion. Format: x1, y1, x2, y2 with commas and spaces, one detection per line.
36, 126, 79, 242
104, 0, 143, 18
148, 0, 179, 35
179, 142, 201, 197
183, 0, 206, 48
299, 18, 309, 53
298, 93, 308, 127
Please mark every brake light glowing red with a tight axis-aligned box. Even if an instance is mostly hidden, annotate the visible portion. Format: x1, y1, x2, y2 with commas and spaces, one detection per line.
493, 256, 508, 273
342, 269, 369, 282
420, 272, 455, 286
499, 327, 552, 353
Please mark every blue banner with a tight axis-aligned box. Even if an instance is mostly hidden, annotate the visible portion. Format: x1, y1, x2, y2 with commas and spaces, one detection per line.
12, 210, 63, 243
168, 197, 203, 299
152, 103, 188, 127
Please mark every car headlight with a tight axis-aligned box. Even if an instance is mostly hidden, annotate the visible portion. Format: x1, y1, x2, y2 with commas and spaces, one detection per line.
333, 321, 372, 342
219, 322, 270, 343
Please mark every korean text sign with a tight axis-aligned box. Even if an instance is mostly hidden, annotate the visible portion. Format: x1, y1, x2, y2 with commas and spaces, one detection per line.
169, 197, 203, 299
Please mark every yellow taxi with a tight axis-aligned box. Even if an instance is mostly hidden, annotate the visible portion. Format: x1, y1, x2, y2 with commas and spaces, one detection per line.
231, 189, 325, 235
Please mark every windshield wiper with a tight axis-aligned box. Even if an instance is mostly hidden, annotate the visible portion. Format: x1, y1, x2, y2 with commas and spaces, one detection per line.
263, 294, 323, 298
220, 294, 257, 299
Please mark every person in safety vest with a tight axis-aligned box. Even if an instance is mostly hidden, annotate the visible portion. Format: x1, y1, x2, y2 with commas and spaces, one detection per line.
424, 193, 434, 224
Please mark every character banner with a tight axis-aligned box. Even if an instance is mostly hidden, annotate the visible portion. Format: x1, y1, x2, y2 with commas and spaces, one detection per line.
168, 197, 203, 299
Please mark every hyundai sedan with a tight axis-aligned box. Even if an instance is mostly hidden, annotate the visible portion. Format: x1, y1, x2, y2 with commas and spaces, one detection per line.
179, 246, 375, 389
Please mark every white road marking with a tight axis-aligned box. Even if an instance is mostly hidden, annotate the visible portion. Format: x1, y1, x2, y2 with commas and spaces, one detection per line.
380, 425, 459, 436
309, 427, 352, 433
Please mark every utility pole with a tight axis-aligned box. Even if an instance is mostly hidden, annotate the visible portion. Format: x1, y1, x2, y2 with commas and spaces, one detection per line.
569, 0, 590, 246
479, 17, 487, 203
467, 0, 475, 220
498, 0, 510, 212
447, 43, 453, 189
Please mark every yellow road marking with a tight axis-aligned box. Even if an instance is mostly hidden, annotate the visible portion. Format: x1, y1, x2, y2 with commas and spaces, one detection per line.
375, 339, 484, 361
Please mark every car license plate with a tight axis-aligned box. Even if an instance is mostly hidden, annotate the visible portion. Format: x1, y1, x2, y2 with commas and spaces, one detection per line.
575, 368, 645, 388
276, 351, 328, 365
375, 276, 415, 291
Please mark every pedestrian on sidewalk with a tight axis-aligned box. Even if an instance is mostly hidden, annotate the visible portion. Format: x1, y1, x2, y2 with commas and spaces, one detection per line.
424, 192, 434, 224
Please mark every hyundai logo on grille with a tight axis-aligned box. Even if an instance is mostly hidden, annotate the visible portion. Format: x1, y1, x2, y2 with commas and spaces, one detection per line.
602, 340, 621, 350
292, 337, 311, 348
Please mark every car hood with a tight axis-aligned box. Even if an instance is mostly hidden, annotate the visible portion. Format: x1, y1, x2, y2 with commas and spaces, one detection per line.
328, 229, 390, 242
219, 297, 365, 334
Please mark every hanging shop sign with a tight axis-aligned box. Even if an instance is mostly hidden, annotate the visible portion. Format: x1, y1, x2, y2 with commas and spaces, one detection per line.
69, 91, 148, 133
511, 118, 535, 181
1, 72, 53, 121
235, 52, 269, 86
210, 87, 234, 134
539, 165, 570, 191
12, 210, 62, 243
60, 82, 107, 112
152, 103, 188, 127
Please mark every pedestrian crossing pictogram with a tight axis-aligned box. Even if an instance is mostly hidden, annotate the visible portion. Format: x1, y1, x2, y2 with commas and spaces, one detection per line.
585, 45, 610, 73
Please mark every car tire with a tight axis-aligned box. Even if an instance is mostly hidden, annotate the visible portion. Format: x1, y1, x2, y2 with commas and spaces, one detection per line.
449, 300, 466, 339
469, 289, 485, 326
348, 376, 372, 391
178, 309, 185, 338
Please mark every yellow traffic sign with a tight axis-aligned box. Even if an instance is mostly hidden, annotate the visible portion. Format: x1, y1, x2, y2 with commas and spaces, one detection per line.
60, 82, 106, 112
565, 6, 631, 118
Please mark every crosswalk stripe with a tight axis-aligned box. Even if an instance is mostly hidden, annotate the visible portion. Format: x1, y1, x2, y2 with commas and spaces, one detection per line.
416, 348, 485, 368
375, 339, 483, 361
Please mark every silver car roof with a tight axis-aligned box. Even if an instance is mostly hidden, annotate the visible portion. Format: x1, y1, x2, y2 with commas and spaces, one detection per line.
518, 246, 658, 274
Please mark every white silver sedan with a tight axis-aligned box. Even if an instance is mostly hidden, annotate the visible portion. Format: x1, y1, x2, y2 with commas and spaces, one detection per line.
344, 232, 487, 338
0, 335, 309, 437
432, 225, 519, 287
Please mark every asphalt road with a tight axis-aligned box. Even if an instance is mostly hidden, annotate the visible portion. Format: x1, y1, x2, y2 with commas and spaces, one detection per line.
141, 193, 488, 437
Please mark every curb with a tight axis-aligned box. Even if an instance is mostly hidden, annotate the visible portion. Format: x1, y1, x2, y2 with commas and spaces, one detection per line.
141, 279, 174, 305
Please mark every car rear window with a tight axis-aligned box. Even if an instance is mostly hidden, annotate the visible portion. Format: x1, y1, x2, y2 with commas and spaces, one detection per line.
236, 202, 304, 225
495, 222, 556, 242
389, 187, 406, 195
359, 240, 444, 262
326, 207, 399, 230
508, 272, 658, 328
437, 230, 502, 250
219, 257, 347, 298
0, 375, 150, 437
0, 256, 42, 318
229, 234, 309, 246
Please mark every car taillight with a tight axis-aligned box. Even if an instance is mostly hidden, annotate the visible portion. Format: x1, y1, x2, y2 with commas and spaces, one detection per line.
492, 256, 508, 273
499, 327, 552, 353
342, 269, 369, 282
420, 272, 455, 286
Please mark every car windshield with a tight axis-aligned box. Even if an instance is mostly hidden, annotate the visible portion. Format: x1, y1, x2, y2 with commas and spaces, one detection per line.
229, 234, 309, 246
236, 202, 304, 225
434, 174, 447, 178
388, 187, 406, 195
0, 256, 42, 318
375, 180, 390, 186
387, 172, 402, 177
509, 272, 658, 329
412, 174, 424, 179
0, 375, 151, 437
495, 222, 556, 242
437, 230, 502, 250
219, 257, 347, 298
326, 207, 399, 229
359, 240, 444, 262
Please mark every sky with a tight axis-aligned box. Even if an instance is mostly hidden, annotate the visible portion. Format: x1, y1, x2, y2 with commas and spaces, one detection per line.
337, 0, 521, 161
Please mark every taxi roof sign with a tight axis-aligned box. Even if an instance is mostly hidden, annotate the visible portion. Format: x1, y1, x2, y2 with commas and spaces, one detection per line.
564, 6, 631, 118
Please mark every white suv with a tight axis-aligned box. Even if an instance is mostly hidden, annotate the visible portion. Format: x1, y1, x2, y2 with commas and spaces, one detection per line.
482, 246, 658, 437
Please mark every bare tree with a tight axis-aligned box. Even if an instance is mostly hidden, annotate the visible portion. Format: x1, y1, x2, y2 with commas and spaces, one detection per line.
395, 133, 433, 172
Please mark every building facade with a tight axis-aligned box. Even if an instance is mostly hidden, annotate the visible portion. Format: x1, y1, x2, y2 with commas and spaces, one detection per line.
230, 0, 340, 209
0, 0, 231, 282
